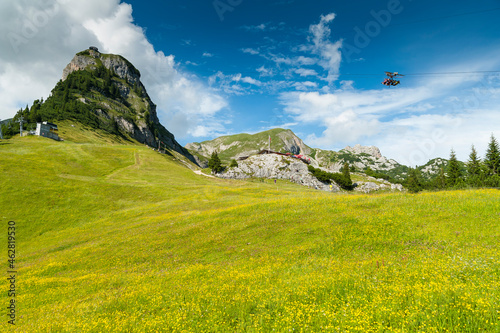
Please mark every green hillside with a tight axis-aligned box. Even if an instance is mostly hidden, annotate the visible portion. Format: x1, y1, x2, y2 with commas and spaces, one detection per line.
1, 135, 500, 332
187, 128, 312, 163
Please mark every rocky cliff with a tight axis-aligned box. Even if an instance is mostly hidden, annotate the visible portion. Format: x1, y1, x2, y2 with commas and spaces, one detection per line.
217, 153, 405, 193
55, 47, 198, 164
218, 154, 339, 192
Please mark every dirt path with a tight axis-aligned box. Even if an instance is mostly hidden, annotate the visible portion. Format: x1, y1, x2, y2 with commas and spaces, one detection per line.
194, 170, 217, 178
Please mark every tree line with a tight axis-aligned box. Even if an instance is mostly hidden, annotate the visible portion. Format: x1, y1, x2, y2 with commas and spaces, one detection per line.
2, 66, 137, 139
406, 134, 500, 193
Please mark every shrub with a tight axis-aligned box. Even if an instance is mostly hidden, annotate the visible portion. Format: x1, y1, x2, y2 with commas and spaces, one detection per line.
308, 165, 352, 190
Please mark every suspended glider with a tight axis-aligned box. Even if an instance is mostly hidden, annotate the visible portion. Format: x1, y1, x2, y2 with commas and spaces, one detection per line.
382, 72, 404, 86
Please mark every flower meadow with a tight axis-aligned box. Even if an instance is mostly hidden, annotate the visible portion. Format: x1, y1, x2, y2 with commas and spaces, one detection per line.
1, 136, 500, 332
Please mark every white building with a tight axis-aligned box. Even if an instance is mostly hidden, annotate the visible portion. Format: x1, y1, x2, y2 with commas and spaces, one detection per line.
36, 122, 60, 141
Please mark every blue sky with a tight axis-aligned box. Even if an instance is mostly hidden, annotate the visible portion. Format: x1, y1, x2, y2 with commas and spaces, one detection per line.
1, 0, 500, 164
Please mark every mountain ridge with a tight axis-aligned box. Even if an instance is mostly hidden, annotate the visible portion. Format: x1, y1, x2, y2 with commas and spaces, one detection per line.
186, 128, 410, 179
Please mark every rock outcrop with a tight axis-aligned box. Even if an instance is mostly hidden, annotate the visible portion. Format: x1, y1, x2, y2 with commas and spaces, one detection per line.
343, 144, 382, 159
59, 47, 197, 164
353, 179, 404, 193
218, 154, 340, 192
62, 48, 140, 84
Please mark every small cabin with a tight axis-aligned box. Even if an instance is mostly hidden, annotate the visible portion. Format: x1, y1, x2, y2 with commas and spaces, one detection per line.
35, 122, 60, 141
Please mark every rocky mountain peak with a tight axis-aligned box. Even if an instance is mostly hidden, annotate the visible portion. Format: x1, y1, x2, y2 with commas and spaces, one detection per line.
343, 144, 382, 159
49, 48, 200, 165
62, 47, 141, 84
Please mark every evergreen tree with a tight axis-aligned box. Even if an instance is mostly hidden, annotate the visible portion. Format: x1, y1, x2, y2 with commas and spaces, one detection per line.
434, 167, 447, 189
484, 134, 500, 176
406, 167, 422, 193
342, 162, 353, 189
446, 149, 463, 187
466, 145, 483, 187
208, 152, 223, 174
230, 159, 238, 168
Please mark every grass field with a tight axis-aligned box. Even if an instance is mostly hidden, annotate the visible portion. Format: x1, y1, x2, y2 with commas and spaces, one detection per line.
1, 135, 499, 332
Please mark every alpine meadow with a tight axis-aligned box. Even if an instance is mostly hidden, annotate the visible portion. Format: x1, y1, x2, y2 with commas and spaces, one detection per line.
1, 128, 499, 332
2, 0, 500, 331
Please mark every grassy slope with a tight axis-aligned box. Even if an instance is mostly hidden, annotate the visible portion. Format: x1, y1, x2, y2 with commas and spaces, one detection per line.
1, 135, 500, 332
56, 120, 137, 145
191, 128, 309, 163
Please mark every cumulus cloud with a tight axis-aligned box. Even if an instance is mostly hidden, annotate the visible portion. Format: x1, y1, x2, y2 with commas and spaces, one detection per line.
0, 0, 228, 139
280, 68, 500, 163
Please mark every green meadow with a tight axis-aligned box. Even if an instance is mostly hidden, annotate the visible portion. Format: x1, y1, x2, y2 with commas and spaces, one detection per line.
1, 132, 499, 332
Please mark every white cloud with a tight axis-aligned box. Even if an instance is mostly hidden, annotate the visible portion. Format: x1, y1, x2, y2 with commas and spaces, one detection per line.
240, 22, 286, 32
202, 52, 214, 58
241, 23, 267, 31
293, 81, 318, 91
241, 76, 262, 86
307, 13, 342, 83
296, 56, 317, 66
208, 71, 262, 95
241, 48, 260, 55
295, 68, 318, 77
0, 0, 228, 139
280, 68, 500, 163
239, 13, 342, 85
257, 66, 274, 77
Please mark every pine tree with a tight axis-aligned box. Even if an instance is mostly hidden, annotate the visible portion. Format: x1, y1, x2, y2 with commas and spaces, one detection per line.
434, 167, 446, 189
208, 152, 223, 174
466, 145, 483, 187
484, 134, 500, 176
446, 149, 463, 187
406, 167, 422, 193
342, 162, 353, 189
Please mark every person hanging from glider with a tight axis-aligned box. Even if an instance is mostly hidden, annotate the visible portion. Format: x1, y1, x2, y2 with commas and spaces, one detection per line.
382, 72, 404, 86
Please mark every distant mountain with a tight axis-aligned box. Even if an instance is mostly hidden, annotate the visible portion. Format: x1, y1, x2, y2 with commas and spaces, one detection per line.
16, 47, 201, 165
186, 128, 409, 179
417, 158, 466, 180
186, 128, 312, 165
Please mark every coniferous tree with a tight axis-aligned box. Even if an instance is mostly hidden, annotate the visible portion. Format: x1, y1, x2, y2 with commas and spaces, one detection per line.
466, 145, 483, 187
446, 149, 463, 187
434, 167, 447, 190
406, 167, 422, 193
208, 152, 223, 174
484, 134, 500, 176
342, 162, 353, 189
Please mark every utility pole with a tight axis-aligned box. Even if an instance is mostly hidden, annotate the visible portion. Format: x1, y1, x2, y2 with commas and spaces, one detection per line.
0, 118, 3, 139
17, 116, 24, 137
